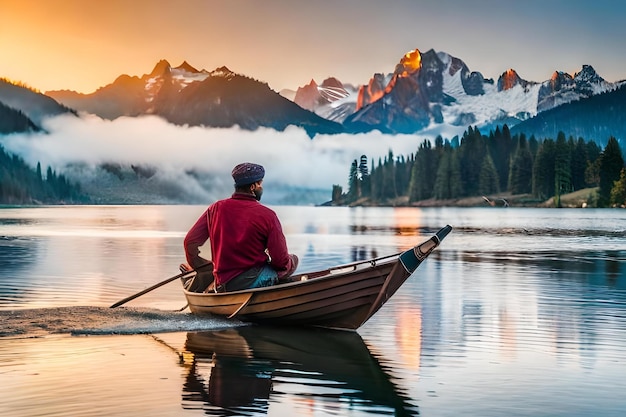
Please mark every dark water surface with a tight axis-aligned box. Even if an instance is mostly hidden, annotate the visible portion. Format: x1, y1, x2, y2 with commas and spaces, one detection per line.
1, 206, 625, 416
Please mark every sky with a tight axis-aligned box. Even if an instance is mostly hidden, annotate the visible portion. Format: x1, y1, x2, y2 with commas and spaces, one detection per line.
2, 0, 626, 94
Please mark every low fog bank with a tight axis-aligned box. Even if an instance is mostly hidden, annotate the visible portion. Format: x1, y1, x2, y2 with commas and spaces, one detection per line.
2, 114, 432, 205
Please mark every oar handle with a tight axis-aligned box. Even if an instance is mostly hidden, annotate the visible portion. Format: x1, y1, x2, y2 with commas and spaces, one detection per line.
109, 263, 212, 308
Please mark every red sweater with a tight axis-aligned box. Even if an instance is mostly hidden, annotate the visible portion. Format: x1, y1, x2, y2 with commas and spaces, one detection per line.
184, 193, 293, 285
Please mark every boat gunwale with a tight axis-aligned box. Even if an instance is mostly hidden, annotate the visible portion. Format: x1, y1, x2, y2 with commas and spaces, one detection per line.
182, 254, 400, 299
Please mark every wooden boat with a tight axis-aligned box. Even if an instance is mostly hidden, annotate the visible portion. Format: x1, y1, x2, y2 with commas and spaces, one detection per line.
181, 224, 451, 330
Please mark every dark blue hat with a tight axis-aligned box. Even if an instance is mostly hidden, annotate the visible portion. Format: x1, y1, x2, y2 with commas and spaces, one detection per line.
232, 162, 265, 186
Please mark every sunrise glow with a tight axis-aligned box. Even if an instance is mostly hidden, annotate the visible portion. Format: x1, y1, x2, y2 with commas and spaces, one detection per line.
399, 49, 422, 77
499, 68, 519, 90
2, 1, 624, 95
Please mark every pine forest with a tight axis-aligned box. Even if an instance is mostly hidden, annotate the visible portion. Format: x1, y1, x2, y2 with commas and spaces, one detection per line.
334, 125, 626, 208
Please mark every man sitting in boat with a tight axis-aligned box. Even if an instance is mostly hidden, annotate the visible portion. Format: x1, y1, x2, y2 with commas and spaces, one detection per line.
183, 162, 298, 293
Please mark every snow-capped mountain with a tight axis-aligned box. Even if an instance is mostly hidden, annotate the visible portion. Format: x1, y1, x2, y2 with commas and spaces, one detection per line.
47, 60, 343, 136
536, 65, 614, 112
297, 48, 622, 136
47, 60, 212, 119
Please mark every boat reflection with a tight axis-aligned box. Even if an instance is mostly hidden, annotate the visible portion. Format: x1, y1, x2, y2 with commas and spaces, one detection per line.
182, 326, 418, 416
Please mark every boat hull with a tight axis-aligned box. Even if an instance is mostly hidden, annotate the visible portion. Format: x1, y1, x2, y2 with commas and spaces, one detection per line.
182, 225, 451, 330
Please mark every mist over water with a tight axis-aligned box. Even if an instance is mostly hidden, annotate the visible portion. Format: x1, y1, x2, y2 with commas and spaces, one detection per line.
1, 113, 429, 203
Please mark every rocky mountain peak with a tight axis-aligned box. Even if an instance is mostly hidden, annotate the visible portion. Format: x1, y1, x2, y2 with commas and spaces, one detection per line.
150, 59, 172, 77
356, 73, 391, 111
175, 61, 200, 73
394, 49, 422, 77
294, 77, 351, 111
209, 66, 235, 79
497, 69, 531, 91
318, 77, 349, 101
574, 64, 604, 84
548, 71, 574, 91
294, 79, 319, 110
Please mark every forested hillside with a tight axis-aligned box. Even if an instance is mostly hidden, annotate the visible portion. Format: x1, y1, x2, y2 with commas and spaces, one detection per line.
335, 125, 626, 208
1, 85, 84, 204
0, 144, 86, 204
511, 85, 626, 147
0, 101, 38, 134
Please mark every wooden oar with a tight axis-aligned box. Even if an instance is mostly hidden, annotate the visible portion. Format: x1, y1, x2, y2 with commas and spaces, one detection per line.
110, 263, 211, 308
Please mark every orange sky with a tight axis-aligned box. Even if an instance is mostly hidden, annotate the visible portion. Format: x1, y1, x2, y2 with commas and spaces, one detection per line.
1, 0, 625, 94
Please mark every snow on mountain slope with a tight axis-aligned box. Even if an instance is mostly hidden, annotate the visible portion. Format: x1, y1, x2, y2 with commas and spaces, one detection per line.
144, 61, 211, 103
442, 81, 540, 126
440, 59, 466, 97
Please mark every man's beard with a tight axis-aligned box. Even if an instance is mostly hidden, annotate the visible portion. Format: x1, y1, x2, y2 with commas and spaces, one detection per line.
253, 187, 263, 201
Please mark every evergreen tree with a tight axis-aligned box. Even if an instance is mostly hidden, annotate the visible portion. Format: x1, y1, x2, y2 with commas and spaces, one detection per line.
585, 158, 601, 188
598, 137, 625, 206
407, 140, 437, 202
490, 125, 514, 190
347, 159, 359, 202
571, 138, 588, 190
458, 126, 486, 196
36, 162, 42, 183
586, 140, 602, 164
358, 155, 369, 177
478, 153, 500, 195
584, 140, 603, 188
382, 150, 397, 200
532, 139, 555, 200
403, 153, 416, 197
370, 157, 384, 201
554, 132, 572, 207
394, 155, 409, 197
358, 155, 370, 197
509, 135, 533, 194
610, 168, 626, 207
433, 144, 462, 199
528, 135, 540, 158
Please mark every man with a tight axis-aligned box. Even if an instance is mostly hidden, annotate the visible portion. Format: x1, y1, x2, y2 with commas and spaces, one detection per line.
184, 162, 298, 292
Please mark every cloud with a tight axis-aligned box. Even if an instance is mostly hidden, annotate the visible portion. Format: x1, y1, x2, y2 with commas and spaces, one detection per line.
2, 113, 432, 200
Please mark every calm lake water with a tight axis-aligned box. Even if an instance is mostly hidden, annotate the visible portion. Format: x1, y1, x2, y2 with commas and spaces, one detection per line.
1, 205, 625, 416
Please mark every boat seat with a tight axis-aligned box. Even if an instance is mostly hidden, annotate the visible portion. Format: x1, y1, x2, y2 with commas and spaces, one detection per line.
179, 263, 216, 293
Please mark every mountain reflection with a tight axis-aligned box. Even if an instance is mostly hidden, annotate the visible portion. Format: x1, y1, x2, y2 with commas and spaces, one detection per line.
181, 326, 418, 416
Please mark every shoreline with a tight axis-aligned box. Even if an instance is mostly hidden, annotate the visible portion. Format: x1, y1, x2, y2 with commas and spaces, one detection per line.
328, 188, 600, 209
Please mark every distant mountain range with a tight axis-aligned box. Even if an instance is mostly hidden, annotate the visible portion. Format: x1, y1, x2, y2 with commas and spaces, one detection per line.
45, 61, 342, 137
291, 49, 624, 142
1, 47, 625, 144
